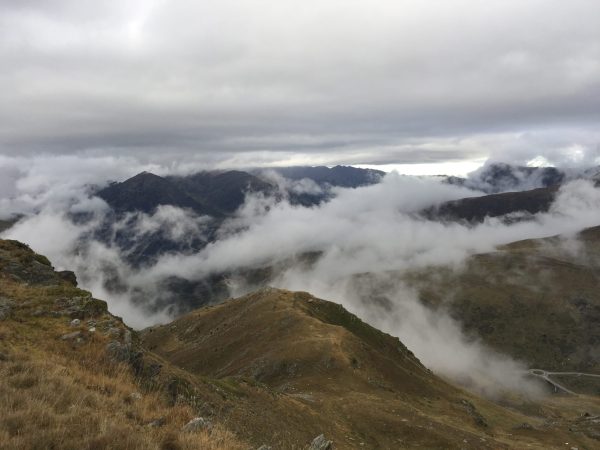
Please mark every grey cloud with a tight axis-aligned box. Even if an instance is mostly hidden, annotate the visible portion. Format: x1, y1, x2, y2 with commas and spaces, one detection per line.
0, 1, 599, 165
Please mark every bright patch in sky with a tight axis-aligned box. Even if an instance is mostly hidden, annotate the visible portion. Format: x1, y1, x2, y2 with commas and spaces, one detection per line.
358, 160, 486, 177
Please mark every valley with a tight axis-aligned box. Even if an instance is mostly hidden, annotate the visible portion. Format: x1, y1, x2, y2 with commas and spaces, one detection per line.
1, 164, 600, 448
1, 234, 600, 448
4, 2, 600, 447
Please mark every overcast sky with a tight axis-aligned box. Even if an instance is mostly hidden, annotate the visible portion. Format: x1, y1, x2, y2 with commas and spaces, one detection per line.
1, 0, 599, 173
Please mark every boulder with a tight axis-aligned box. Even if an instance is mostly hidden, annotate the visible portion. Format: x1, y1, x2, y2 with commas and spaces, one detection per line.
309, 434, 333, 450
60, 331, 83, 341
182, 417, 212, 433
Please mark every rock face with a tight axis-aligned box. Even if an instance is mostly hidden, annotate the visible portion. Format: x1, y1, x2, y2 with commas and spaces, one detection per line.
0, 240, 59, 285
57, 270, 78, 286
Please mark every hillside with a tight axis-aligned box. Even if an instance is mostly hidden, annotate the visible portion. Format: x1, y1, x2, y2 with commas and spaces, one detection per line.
422, 185, 558, 223
97, 172, 220, 216
141, 289, 600, 449
445, 163, 565, 194
168, 171, 275, 215
0, 239, 245, 449
2, 239, 600, 449
0, 218, 19, 234
404, 226, 600, 377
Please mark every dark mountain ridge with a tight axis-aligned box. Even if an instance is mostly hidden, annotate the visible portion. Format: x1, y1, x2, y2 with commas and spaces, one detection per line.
92, 166, 384, 267
98, 165, 385, 217
267, 165, 385, 188
423, 185, 559, 223
97, 171, 221, 217
447, 162, 566, 194
167, 170, 275, 215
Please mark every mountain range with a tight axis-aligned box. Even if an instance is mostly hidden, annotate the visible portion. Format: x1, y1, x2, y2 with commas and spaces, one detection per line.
97, 165, 385, 218
2, 239, 599, 448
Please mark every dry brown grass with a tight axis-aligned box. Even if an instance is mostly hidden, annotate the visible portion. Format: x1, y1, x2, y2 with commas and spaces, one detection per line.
0, 343, 245, 450
0, 267, 246, 450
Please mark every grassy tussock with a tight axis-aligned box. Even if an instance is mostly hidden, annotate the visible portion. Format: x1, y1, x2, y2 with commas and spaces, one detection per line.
0, 346, 245, 450
0, 271, 245, 450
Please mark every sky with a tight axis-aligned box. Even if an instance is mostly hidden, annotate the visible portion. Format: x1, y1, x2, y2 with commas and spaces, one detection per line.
1, 0, 600, 174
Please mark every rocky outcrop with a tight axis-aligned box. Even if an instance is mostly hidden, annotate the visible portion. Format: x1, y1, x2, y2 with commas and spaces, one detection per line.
309, 434, 333, 450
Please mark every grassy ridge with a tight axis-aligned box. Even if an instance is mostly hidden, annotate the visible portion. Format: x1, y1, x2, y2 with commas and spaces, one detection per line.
0, 239, 244, 450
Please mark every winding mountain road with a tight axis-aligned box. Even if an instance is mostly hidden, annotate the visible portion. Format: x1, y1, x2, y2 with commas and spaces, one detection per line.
527, 369, 600, 395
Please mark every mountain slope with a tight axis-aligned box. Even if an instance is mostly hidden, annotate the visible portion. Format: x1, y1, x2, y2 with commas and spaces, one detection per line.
0, 217, 19, 234
270, 165, 384, 188
423, 185, 558, 223
3, 239, 600, 449
141, 288, 600, 449
445, 163, 565, 194
99, 166, 384, 218
98, 171, 219, 216
0, 239, 244, 449
405, 225, 600, 376
168, 170, 274, 215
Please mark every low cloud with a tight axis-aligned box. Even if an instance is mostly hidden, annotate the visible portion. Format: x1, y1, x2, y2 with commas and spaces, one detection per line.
2, 158, 600, 395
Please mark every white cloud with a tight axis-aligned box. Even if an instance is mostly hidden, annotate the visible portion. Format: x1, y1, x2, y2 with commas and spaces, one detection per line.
2, 155, 600, 396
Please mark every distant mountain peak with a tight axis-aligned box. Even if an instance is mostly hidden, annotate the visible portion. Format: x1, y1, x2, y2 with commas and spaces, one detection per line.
97, 171, 217, 215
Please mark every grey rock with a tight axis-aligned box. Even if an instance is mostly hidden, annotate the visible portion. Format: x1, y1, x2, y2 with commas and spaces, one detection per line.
309, 434, 333, 450
57, 270, 77, 286
182, 417, 212, 433
60, 331, 83, 341
460, 399, 488, 428
70, 318, 81, 327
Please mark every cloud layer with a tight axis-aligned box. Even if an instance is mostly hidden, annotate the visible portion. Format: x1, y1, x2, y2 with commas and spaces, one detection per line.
1, 1, 599, 167
3, 163, 600, 395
